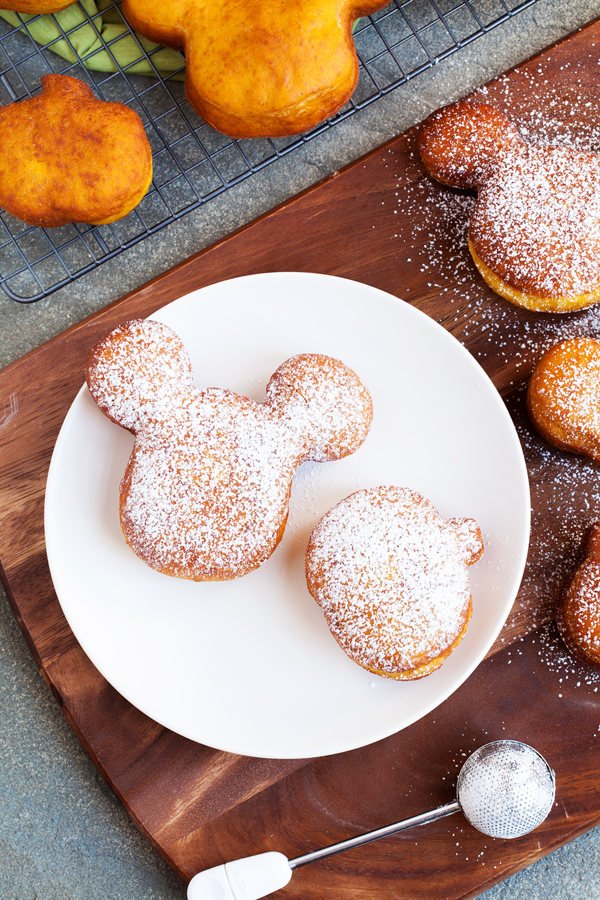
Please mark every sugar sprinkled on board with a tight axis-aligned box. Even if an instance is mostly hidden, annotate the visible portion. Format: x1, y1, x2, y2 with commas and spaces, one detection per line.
533, 622, 600, 688
498, 383, 600, 636
397, 162, 600, 372
396, 64, 600, 376
471, 144, 600, 298
391, 69, 600, 685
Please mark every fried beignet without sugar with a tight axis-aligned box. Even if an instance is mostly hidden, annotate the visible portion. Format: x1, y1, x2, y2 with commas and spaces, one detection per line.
418, 99, 600, 313
86, 319, 373, 581
0, 74, 152, 227
121, 0, 389, 138
557, 523, 600, 669
0, 0, 72, 10
527, 338, 600, 462
305, 486, 483, 680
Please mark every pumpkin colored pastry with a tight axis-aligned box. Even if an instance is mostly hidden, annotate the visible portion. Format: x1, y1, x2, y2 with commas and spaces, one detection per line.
0, 1, 72, 11
86, 318, 373, 581
305, 486, 483, 680
557, 522, 600, 668
418, 99, 600, 313
0, 74, 152, 227
527, 338, 600, 462
121, 0, 389, 138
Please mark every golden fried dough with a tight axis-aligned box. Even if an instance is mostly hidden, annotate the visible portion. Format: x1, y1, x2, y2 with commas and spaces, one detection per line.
305, 486, 483, 680
557, 523, 600, 668
0, 1, 72, 11
121, 0, 388, 138
418, 99, 600, 313
0, 74, 152, 227
527, 338, 600, 462
86, 319, 373, 581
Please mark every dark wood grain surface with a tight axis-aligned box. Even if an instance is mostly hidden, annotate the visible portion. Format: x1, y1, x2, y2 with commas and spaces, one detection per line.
2, 18, 600, 898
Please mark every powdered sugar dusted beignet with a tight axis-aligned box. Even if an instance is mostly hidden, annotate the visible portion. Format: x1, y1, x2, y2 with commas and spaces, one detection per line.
557, 522, 600, 668
86, 319, 373, 581
418, 99, 600, 313
305, 486, 483, 680
527, 338, 600, 462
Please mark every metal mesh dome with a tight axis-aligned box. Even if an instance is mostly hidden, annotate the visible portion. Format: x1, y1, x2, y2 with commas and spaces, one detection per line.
456, 740, 555, 839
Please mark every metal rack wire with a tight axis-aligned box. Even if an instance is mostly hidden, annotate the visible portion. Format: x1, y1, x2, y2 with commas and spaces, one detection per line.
0, 0, 538, 302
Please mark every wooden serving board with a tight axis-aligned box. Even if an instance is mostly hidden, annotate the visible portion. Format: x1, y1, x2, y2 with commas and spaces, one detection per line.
2, 18, 600, 899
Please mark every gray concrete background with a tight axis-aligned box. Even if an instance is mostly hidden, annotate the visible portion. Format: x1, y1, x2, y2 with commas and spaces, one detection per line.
1, 1, 600, 897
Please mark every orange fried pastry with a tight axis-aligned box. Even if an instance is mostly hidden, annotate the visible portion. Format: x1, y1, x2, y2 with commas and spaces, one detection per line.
527, 338, 600, 462
86, 319, 373, 581
418, 99, 600, 313
557, 522, 600, 668
121, 0, 388, 139
305, 486, 484, 680
0, 1, 72, 10
0, 74, 152, 227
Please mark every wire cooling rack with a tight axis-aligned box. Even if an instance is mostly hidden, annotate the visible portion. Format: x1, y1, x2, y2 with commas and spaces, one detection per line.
0, 0, 538, 302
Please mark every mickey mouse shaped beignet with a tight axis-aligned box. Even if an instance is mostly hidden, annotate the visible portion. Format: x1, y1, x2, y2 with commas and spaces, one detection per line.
305, 487, 483, 680
121, 0, 389, 138
86, 319, 373, 581
418, 99, 600, 313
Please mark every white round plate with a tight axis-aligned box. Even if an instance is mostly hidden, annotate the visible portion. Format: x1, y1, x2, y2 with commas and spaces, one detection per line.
45, 272, 530, 759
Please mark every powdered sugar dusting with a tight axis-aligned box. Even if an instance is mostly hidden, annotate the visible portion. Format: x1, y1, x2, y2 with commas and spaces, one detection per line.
559, 522, 600, 667
531, 621, 600, 688
471, 143, 600, 299
419, 99, 600, 303
383, 63, 600, 683
477, 68, 600, 154
87, 318, 194, 433
528, 338, 600, 461
305, 486, 483, 677
500, 384, 600, 635
86, 319, 372, 581
564, 561, 600, 661
400, 170, 600, 377
396, 90, 600, 379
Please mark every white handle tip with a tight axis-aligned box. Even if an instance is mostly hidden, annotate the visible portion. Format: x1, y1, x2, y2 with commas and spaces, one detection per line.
188, 864, 234, 900
188, 852, 292, 900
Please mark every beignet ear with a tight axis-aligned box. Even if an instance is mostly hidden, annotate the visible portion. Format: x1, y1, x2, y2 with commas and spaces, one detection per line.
265, 353, 373, 461
86, 319, 193, 433
418, 99, 523, 190
447, 517, 484, 565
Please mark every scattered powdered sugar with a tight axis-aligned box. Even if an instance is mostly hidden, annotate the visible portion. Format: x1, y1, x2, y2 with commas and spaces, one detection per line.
564, 563, 600, 660
305, 486, 482, 675
500, 383, 600, 633
86, 319, 372, 580
559, 523, 600, 664
533, 621, 600, 688
418, 96, 600, 302
389, 72, 600, 686
396, 103, 600, 381
471, 143, 600, 298
394, 129, 600, 379
477, 68, 600, 153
